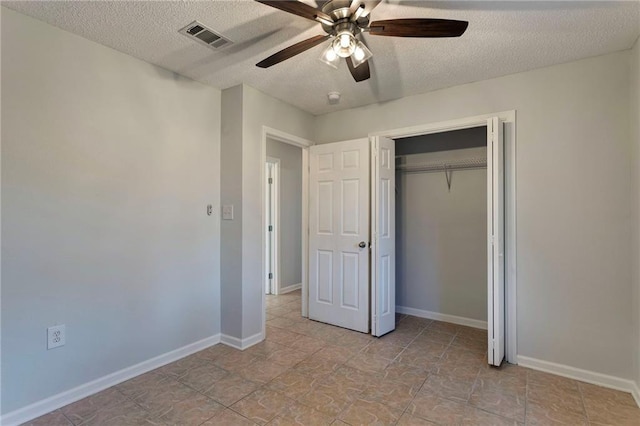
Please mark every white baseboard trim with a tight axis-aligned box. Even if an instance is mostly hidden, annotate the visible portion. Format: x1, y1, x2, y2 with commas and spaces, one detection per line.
1, 334, 221, 426
220, 331, 264, 350
279, 283, 302, 294
632, 382, 640, 408
518, 355, 640, 407
396, 305, 487, 330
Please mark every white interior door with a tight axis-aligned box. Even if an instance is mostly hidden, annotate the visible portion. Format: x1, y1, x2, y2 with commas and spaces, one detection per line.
309, 139, 370, 332
371, 136, 396, 337
487, 117, 505, 366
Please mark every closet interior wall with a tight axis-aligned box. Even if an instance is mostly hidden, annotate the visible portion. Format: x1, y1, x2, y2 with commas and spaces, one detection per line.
395, 126, 488, 325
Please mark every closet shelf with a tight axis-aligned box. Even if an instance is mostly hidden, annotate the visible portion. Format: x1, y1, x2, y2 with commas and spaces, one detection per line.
396, 157, 487, 174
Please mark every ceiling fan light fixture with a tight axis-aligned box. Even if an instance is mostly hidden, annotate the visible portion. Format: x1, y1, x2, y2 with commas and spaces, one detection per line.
351, 40, 372, 68
319, 42, 339, 69
333, 31, 356, 58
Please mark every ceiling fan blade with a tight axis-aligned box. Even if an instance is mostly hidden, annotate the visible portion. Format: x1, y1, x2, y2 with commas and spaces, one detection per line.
255, 0, 334, 25
369, 18, 468, 37
361, 0, 382, 17
256, 35, 330, 68
346, 56, 370, 82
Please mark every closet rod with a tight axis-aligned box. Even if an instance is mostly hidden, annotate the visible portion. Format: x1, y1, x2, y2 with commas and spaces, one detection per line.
396, 159, 487, 174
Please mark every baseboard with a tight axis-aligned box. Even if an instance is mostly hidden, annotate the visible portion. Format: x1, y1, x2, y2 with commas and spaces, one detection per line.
1, 334, 221, 426
396, 305, 487, 330
220, 331, 264, 350
518, 355, 640, 407
279, 283, 301, 294
632, 381, 640, 408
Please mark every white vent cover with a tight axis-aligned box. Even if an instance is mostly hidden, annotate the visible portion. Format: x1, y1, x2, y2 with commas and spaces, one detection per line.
179, 21, 232, 50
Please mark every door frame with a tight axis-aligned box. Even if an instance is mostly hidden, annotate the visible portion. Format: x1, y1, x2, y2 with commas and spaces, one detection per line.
265, 157, 280, 295
369, 110, 518, 364
261, 126, 312, 338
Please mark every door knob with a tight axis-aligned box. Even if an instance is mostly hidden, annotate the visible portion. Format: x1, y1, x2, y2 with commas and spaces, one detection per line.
359, 241, 367, 248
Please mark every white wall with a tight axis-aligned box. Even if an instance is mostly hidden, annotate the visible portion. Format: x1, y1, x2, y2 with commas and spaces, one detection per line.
266, 138, 302, 291
1, 8, 221, 414
396, 147, 487, 322
315, 51, 634, 380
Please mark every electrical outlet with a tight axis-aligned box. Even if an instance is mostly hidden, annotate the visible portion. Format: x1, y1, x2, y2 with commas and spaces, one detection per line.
47, 324, 65, 350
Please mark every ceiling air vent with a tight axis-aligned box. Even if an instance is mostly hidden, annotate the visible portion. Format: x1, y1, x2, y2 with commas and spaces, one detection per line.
179, 21, 232, 50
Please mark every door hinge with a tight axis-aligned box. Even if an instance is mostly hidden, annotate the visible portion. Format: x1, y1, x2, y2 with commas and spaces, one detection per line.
269, 225, 273, 232
268, 178, 273, 184
268, 272, 273, 279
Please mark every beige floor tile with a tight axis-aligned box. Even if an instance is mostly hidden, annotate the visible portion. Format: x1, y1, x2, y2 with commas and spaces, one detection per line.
344, 351, 391, 373
460, 405, 520, 425
244, 340, 289, 358
526, 401, 588, 425
267, 327, 305, 347
414, 329, 455, 345
273, 401, 335, 425
60, 387, 128, 424
131, 380, 198, 418
213, 350, 258, 372
381, 361, 430, 387
267, 370, 320, 399
451, 335, 487, 353
80, 399, 160, 426
296, 382, 358, 417
527, 382, 584, 413
21, 410, 72, 426
268, 316, 298, 329
292, 355, 342, 378
428, 320, 460, 335
360, 340, 405, 360
264, 346, 312, 367
527, 370, 578, 393
201, 408, 257, 425
338, 398, 403, 426
359, 379, 421, 411
203, 372, 260, 406
330, 420, 351, 426
456, 326, 488, 341
331, 365, 383, 391
195, 344, 237, 361
376, 328, 421, 347
116, 370, 170, 399
178, 363, 230, 392
397, 316, 432, 330
474, 369, 526, 397
287, 334, 327, 353
468, 387, 525, 422
313, 345, 358, 363
231, 389, 295, 425
421, 373, 476, 403
240, 358, 290, 384
406, 391, 468, 424
396, 413, 438, 425
580, 382, 638, 407
158, 393, 225, 426
158, 354, 208, 379
583, 397, 640, 425
396, 345, 446, 369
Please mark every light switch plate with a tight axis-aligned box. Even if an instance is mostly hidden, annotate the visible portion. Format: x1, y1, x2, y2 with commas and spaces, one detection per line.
222, 205, 234, 220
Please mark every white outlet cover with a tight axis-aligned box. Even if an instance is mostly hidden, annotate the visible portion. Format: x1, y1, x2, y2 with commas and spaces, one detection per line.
47, 324, 66, 349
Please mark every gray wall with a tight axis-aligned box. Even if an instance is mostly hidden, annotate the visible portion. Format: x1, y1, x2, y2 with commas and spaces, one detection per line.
315, 50, 634, 380
396, 146, 487, 322
266, 139, 302, 290
631, 36, 640, 387
1, 8, 221, 414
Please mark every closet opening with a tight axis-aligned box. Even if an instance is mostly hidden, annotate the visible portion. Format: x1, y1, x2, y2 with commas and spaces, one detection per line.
394, 126, 489, 331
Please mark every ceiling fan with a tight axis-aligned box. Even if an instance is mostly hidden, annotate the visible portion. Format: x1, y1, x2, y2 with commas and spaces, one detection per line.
255, 0, 468, 82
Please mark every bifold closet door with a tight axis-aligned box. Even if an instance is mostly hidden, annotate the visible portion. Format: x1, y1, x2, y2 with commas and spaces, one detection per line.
309, 139, 370, 333
487, 117, 505, 366
371, 136, 396, 337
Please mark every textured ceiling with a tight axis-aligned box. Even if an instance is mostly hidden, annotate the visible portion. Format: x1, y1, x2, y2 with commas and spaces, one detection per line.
3, 0, 639, 115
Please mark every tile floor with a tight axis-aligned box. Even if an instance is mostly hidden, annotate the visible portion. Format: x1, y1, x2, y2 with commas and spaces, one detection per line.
25, 290, 640, 425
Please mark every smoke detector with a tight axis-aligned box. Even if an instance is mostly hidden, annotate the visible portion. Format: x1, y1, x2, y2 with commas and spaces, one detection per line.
328, 91, 341, 105
179, 21, 232, 50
